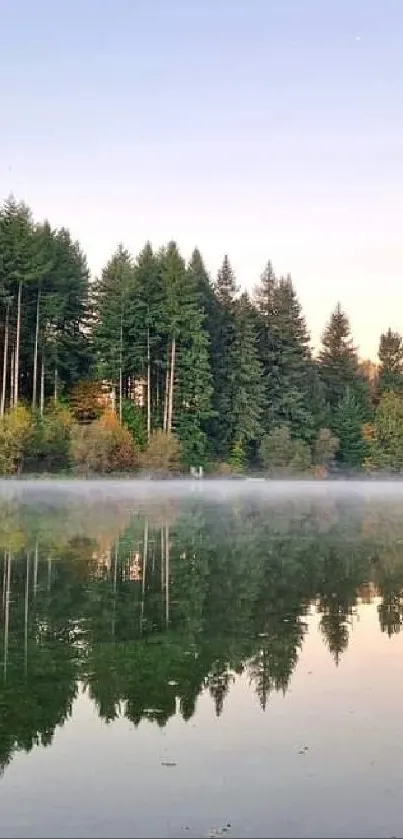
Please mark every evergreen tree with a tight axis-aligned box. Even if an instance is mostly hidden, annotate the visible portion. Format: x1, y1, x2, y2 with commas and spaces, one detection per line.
318, 303, 360, 411
208, 255, 239, 460
332, 387, 368, 468
253, 266, 314, 440
129, 242, 165, 437
92, 245, 134, 420
174, 262, 213, 466
157, 242, 213, 460
228, 293, 264, 464
378, 328, 403, 396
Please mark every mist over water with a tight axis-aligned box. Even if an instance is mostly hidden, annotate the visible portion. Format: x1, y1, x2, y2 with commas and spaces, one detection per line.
1, 479, 403, 838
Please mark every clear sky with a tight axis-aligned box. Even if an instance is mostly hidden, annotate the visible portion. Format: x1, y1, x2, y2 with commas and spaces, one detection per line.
1, 0, 402, 359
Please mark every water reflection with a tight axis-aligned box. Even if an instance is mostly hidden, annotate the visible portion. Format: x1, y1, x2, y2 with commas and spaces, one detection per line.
1, 485, 403, 782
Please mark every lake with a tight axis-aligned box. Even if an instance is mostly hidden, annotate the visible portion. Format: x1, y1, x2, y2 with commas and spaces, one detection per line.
0, 479, 403, 838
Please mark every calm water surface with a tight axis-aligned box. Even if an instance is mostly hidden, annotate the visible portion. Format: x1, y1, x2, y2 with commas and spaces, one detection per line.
1, 479, 403, 838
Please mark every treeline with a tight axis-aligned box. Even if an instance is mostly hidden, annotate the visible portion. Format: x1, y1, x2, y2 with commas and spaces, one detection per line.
1, 195, 403, 474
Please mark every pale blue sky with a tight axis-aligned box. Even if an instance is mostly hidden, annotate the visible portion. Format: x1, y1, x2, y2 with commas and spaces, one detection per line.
1, 0, 402, 358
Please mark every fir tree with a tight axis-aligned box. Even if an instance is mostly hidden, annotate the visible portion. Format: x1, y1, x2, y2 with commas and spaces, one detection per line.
378, 328, 403, 396
332, 387, 369, 468
254, 266, 314, 440
228, 293, 264, 463
318, 303, 360, 410
208, 255, 239, 460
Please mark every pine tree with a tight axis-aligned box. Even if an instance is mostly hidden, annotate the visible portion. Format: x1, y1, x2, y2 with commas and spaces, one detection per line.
332, 387, 369, 468
318, 303, 360, 410
129, 242, 164, 438
39, 225, 91, 404
207, 255, 239, 459
92, 245, 134, 420
214, 254, 239, 308
174, 261, 213, 466
253, 265, 314, 440
378, 328, 403, 396
157, 242, 213, 460
228, 293, 264, 463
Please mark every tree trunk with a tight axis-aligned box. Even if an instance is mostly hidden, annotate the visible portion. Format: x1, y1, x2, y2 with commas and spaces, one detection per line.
14, 281, 22, 407
1, 304, 10, 417
147, 327, 151, 441
40, 354, 45, 416
167, 335, 176, 434
54, 366, 58, 403
32, 288, 41, 410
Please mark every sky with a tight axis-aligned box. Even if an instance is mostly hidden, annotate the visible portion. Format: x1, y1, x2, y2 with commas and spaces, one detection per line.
1, 0, 402, 359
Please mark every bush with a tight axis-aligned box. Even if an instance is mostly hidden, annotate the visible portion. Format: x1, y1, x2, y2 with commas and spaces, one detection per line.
260, 426, 311, 474
290, 439, 312, 472
139, 430, 182, 473
70, 380, 103, 424
313, 428, 339, 468
228, 440, 246, 473
122, 399, 147, 449
27, 403, 74, 472
260, 427, 294, 470
0, 407, 34, 475
71, 411, 138, 474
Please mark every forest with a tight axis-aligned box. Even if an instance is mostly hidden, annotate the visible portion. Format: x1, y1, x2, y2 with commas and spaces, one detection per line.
1, 194, 403, 476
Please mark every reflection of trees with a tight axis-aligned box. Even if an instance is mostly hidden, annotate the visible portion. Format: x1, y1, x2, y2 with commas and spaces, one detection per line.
2, 494, 403, 777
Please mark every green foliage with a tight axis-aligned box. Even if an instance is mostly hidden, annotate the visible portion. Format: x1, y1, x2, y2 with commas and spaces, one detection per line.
331, 388, 369, 468
377, 328, 403, 397
228, 440, 246, 473
121, 399, 147, 449
27, 403, 74, 472
260, 426, 311, 473
3, 192, 403, 474
0, 406, 34, 474
229, 294, 264, 449
370, 391, 403, 471
254, 267, 314, 441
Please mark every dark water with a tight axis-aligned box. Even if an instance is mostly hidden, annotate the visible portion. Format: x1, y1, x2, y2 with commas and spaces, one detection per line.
1, 480, 403, 838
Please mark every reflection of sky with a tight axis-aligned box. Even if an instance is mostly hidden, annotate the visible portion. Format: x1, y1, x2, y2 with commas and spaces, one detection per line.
1, 605, 403, 838
1, 0, 403, 359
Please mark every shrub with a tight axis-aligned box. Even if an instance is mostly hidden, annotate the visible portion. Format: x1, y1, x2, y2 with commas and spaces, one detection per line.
260, 426, 312, 474
70, 380, 103, 424
0, 407, 34, 475
122, 399, 147, 449
27, 403, 74, 472
71, 411, 138, 474
290, 439, 312, 472
228, 440, 246, 473
139, 430, 182, 473
260, 427, 294, 470
313, 428, 339, 468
